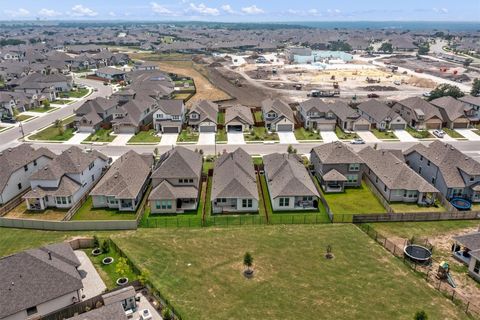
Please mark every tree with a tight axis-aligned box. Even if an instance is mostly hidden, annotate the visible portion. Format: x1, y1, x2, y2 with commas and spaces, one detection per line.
329, 41, 352, 52
366, 45, 374, 53
428, 83, 465, 101
161, 307, 173, 320
379, 42, 394, 54
42, 100, 50, 109
243, 252, 253, 272
287, 145, 294, 154
115, 257, 129, 278
414, 310, 428, 320
471, 78, 480, 97
417, 43, 430, 55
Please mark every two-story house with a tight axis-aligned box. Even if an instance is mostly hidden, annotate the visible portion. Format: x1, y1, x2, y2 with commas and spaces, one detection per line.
187, 100, 218, 133
310, 142, 365, 193
112, 94, 158, 134
0, 92, 17, 118
298, 98, 337, 131
404, 140, 480, 202
149, 147, 203, 214
391, 97, 443, 130
357, 99, 407, 130
261, 98, 295, 132
459, 96, 480, 124
23, 146, 109, 210
74, 97, 119, 133
153, 99, 185, 133
430, 96, 472, 129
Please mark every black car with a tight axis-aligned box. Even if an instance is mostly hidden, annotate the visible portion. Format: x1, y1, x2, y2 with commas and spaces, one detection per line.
1, 117, 16, 123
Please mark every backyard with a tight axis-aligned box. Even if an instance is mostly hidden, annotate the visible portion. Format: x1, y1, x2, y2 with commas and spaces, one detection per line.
4, 202, 67, 221
390, 202, 446, 213
294, 127, 321, 140
84, 128, 116, 142
72, 197, 137, 221
29, 117, 76, 141
244, 127, 279, 142
128, 130, 160, 143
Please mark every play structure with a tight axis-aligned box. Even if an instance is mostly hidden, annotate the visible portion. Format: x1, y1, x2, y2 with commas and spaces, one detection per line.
437, 261, 457, 288
404, 244, 432, 264
450, 198, 472, 210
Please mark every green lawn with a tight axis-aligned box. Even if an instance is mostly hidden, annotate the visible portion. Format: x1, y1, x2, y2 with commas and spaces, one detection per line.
15, 114, 34, 122
217, 112, 225, 125
244, 127, 278, 141
52, 99, 74, 105
335, 126, 358, 140
253, 111, 263, 122
29, 106, 57, 113
371, 129, 398, 139
177, 130, 199, 143
215, 128, 227, 142
443, 128, 465, 139
406, 126, 433, 139
390, 202, 446, 213
72, 197, 137, 221
59, 88, 89, 99
128, 130, 160, 143
29, 119, 75, 141
294, 127, 321, 140
0, 126, 7, 132
112, 225, 469, 320
204, 176, 213, 216
84, 129, 116, 142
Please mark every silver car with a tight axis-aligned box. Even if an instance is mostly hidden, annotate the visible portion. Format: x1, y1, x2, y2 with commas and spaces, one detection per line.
433, 129, 445, 138
350, 138, 365, 145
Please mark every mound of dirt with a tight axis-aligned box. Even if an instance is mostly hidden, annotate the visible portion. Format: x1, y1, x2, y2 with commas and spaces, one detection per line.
407, 76, 436, 88
209, 62, 223, 68
359, 85, 398, 91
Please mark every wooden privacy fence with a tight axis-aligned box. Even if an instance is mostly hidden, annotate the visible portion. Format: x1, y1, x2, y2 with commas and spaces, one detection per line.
0, 217, 137, 230
351, 211, 480, 223
0, 188, 30, 217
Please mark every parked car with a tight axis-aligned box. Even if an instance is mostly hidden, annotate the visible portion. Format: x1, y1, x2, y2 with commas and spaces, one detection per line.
394, 80, 401, 85
433, 129, 445, 138
1, 117, 16, 124
351, 138, 365, 145
423, 92, 431, 98
367, 93, 379, 98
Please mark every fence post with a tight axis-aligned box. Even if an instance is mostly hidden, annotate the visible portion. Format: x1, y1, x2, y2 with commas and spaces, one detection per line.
466, 302, 469, 314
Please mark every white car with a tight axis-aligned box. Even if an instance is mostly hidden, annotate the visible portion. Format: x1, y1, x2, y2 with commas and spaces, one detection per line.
350, 138, 365, 145
432, 129, 445, 138
423, 92, 431, 98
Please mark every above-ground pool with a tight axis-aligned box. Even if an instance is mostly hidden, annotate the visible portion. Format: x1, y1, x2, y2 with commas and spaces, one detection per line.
450, 198, 472, 210
404, 245, 432, 264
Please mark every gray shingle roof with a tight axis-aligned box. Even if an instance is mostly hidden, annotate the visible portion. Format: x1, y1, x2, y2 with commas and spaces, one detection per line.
68, 303, 128, 320
149, 180, 198, 200
261, 98, 295, 124
394, 97, 442, 121
453, 232, 480, 251
430, 96, 468, 122
323, 169, 348, 181
299, 98, 334, 113
189, 100, 218, 124
311, 141, 364, 164
357, 99, 397, 123
225, 105, 254, 125
152, 147, 202, 180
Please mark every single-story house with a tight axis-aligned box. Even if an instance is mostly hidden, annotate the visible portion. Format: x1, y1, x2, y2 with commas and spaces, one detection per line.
331, 101, 371, 131
452, 232, 480, 282
95, 67, 126, 82
225, 105, 254, 132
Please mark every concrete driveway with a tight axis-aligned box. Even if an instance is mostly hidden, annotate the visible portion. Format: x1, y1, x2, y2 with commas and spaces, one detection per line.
75, 250, 106, 300
428, 130, 456, 141
393, 129, 418, 142
454, 129, 480, 141
67, 132, 90, 145
356, 131, 380, 143
110, 133, 133, 146
227, 131, 246, 144
321, 130, 339, 143
277, 131, 298, 144
198, 132, 215, 145
159, 133, 178, 146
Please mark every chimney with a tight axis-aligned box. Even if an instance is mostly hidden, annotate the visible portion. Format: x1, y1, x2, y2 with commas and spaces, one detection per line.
48, 251, 52, 260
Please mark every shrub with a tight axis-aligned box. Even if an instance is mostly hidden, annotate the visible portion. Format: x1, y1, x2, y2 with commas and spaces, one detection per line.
161, 307, 173, 320
414, 310, 428, 320
93, 235, 99, 248
101, 239, 110, 254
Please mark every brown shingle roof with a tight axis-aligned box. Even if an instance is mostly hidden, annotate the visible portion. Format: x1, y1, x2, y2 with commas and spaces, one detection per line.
311, 141, 364, 164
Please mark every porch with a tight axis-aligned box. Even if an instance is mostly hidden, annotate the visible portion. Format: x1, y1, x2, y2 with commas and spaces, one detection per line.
321, 169, 347, 193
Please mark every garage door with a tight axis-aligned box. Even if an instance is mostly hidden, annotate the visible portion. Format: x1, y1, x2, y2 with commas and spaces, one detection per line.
453, 122, 469, 129
227, 125, 243, 132
200, 125, 216, 133
426, 122, 442, 129
317, 124, 335, 131
390, 123, 406, 130
354, 124, 370, 131
115, 126, 136, 134
277, 124, 293, 132
163, 127, 179, 133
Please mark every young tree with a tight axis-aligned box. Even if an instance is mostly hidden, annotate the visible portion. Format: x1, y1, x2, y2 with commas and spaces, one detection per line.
42, 100, 50, 109
379, 42, 394, 54
115, 257, 129, 278
287, 145, 294, 154
161, 307, 173, 320
463, 58, 473, 68
428, 84, 465, 100
93, 235, 100, 248
243, 252, 253, 272
414, 310, 428, 320
101, 239, 110, 253
471, 78, 480, 97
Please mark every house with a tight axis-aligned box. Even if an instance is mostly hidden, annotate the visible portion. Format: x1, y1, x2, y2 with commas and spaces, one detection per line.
149, 147, 202, 214
358, 147, 439, 204
187, 100, 218, 133
391, 97, 443, 130
90, 151, 152, 212
95, 67, 126, 82
261, 98, 295, 132
74, 97, 118, 133
23, 146, 109, 210
298, 98, 337, 131
404, 140, 480, 202
225, 105, 254, 132
152, 99, 185, 133
459, 96, 480, 122
263, 153, 319, 211
430, 96, 472, 128
357, 99, 407, 130
112, 94, 158, 134
68, 303, 128, 320
0, 145, 55, 205
0, 243, 84, 320
134, 61, 158, 71
0, 92, 17, 118
310, 142, 365, 193
211, 148, 259, 214
452, 232, 480, 282
331, 101, 371, 131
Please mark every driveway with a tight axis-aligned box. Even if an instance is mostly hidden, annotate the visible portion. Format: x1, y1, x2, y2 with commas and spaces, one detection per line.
159, 133, 178, 146
74, 250, 106, 300
454, 129, 480, 141
227, 131, 246, 144
321, 130, 339, 143
110, 133, 133, 146
428, 130, 456, 142
67, 132, 90, 145
356, 131, 380, 143
393, 129, 418, 142
198, 132, 215, 145
277, 131, 298, 144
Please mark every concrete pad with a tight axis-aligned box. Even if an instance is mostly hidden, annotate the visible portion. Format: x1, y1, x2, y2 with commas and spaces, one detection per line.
356, 131, 380, 143
198, 132, 215, 145
159, 133, 178, 146
454, 129, 480, 141
321, 130, 339, 143
75, 250, 106, 300
67, 132, 90, 145
110, 133, 134, 146
277, 131, 298, 144
227, 131, 246, 144
393, 129, 418, 142
134, 292, 163, 320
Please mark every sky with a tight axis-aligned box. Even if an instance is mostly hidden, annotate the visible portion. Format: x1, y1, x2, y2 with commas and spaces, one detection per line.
0, 0, 479, 22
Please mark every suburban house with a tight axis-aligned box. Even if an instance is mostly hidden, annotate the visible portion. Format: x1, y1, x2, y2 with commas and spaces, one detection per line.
357, 99, 407, 130
261, 98, 295, 132
430, 96, 472, 128
225, 105, 254, 132
23, 146, 110, 210
358, 147, 439, 204
452, 232, 480, 282
112, 94, 158, 134
459, 96, 480, 122
298, 98, 337, 131
90, 151, 153, 212
0, 243, 84, 320
263, 153, 319, 211
0, 145, 55, 205
391, 97, 444, 130
310, 142, 365, 193
404, 140, 480, 202
95, 67, 126, 82
331, 101, 371, 131
134, 61, 158, 71
0, 92, 18, 118
187, 100, 218, 133
152, 99, 185, 133
149, 147, 202, 214
211, 148, 259, 214
74, 97, 118, 133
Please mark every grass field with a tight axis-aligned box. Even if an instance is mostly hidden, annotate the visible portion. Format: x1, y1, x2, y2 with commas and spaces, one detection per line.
84, 129, 116, 142
15, 114, 34, 122
371, 129, 398, 139
335, 126, 359, 140
406, 126, 433, 139
73, 197, 137, 221
390, 202, 446, 213
4, 202, 67, 221
112, 225, 469, 320
29, 119, 75, 141
128, 130, 160, 143
245, 127, 279, 141
294, 128, 321, 140
444, 128, 465, 139
30, 106, 57, 113
177, 130, 199, 142
253, 111, 263, 122
215, 128, 227, 142
217, 112, 225, 125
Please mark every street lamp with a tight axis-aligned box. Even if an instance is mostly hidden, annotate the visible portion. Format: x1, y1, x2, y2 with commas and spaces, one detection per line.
18, 121, 25, 141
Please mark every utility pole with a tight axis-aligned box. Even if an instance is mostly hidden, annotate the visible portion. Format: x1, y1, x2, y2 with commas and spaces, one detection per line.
18, 121, 25, 141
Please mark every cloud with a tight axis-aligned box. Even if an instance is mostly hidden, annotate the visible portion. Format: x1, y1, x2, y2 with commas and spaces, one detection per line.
108, 11, 116, 17
4, 8, 30, 18
221, 4, 235, 14
308, 9, 320, 16
188, 3, 220, 16
327, 8, 341, 14
38, 8, 62, 17
70, 5, 98, 17
433, 7, 449, 14
241, 5, 264, 14
150, 2, 173, 15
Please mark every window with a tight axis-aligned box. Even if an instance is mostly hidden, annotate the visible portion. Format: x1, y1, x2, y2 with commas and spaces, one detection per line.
384, 185, 387, 192
156, 200, 172, 210
302, 196, 313, 201
420, 155, 423, 161
474, 260, 480, 274
33, 159, 37, 166
427, 160, 430, 166
346, 175, 358, 183
17, 183, 22, 190
279, 197, 290, 207
242, 199, 253, 208
24, 165, 28, 171
217, 198, 227, 203
432, 177, 436, 184
418, 167, 422, 174
91, 175, 95, 182
348, 163, 360, 172
26, 306, 38, 316
470, 177, 475, 182
375, 176, 378, 183
189, 179, 193, 183
88, 162, 94, 170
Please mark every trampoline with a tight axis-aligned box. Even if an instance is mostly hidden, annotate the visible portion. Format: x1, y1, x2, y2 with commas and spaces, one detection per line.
450, 198, 471, 210
404, 244, 432, 264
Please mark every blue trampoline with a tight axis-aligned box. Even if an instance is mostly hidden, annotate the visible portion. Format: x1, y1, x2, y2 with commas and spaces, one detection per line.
450, 198, 472, 210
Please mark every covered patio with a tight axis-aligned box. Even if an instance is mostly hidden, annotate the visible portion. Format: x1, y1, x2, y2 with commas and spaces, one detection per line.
321, 169, 347, 193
